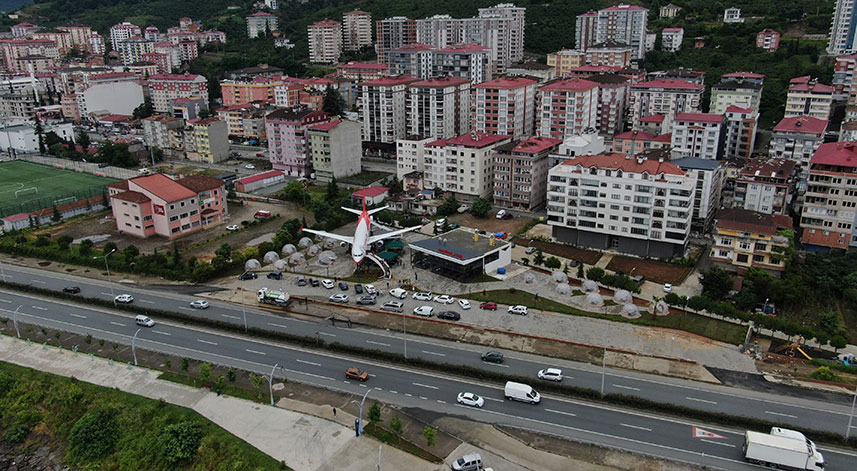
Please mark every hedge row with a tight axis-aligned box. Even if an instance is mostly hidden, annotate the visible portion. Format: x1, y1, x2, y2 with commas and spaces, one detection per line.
3, 280, 855, 448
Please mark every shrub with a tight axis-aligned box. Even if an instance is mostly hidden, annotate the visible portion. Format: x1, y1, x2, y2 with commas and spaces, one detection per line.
389, 415, 403, 438
199, 363, 212, 382
227, 369, 236, 382
181, 357, 190, 371
368, 403, 381, 423
544, 256, 561, 269
158, 422, 203, 466
811, 366, 838, 382
4, 424, 29, 443
68, 409, 119, 461
84, 333, 92, 344
586, 267, 605, 282
423, 426, 437, 447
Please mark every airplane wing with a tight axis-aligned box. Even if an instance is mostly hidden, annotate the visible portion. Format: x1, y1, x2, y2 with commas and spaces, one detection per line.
301, 228, 354, 244
367, 225, 423, 244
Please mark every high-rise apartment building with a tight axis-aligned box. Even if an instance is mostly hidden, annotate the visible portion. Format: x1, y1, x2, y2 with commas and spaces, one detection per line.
424, 132, 512, 201
801, 141, 857, 251
343, 10, 372, 51
627, 78, 704, 129
493, 136, 562, 211
734, 158, 796, 216
756, 29, 780, 52
536, 78, 599, 140
784, 76, 834, 121
406, 76, 471, 140
146, 74, 208, 113
359, 76, 420, 143
308, 20, 342, 64
670, 113, 726, 160
672, 158, 724, 232
246, 12, 277, 39
710, 79, 763, 115
472, 77, 538, 139
587, 74, 629, 136
265, 107, 331, 175
546, 49, 587, 77
307, 119, 362, 182
375, 17, 416, 64
769, 115, 829, 183
109, 22, 141, 49
575, 4, 648, 60
723, 106, 758, 160
828, 0, 857, 55
387, 43, 492, 84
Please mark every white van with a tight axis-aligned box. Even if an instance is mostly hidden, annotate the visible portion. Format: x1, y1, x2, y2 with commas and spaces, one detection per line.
451, 453, 482, 471
504, 381, 540, 404
135, 315, 155, 327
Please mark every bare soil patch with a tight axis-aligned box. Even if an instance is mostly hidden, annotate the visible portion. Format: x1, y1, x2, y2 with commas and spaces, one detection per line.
606, 255, 691, 285
447, 212, 532, 234
512, 238, 602, 265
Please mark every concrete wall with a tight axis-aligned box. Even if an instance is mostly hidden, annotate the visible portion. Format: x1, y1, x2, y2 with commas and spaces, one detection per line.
81, 81, 144, 116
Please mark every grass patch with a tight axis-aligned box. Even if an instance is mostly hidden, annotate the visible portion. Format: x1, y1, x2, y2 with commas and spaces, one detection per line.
363, 422, 443, 463
158, 371, 267, 403
0, 361, 288, 470
339, 171, 393, 186
467, 289, 746, 345
0, 160, 116, 218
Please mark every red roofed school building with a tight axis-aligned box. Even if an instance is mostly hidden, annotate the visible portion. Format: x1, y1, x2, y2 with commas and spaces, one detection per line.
107, 174, 227, 239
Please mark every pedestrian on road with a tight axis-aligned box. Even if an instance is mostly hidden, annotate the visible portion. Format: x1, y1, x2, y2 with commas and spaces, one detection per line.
333, 407, 337, 417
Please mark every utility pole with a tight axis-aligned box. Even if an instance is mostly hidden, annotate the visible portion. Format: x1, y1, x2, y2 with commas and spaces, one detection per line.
131, 328, 141, 365
12, 305, 22, 338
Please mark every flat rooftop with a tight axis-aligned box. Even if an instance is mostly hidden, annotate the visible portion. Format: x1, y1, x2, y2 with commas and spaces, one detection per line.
409, 228, 510, 262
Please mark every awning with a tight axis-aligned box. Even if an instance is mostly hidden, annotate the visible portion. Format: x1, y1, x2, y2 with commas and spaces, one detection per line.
384, 240, 404, 249
376, 251, 398, 261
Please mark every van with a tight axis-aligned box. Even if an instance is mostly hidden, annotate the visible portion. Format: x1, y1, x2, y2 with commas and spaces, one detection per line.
495, 209, 506, 219
254, 210, 272, 220
451, 453, 482, 471
135, 315, 155, 327
504, 381, 540, 404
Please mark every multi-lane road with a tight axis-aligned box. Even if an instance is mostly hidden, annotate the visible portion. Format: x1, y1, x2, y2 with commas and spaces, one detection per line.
0, 263, 855, 469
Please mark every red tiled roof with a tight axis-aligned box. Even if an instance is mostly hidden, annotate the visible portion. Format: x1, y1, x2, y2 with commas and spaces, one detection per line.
359, 76, 420, 87
344, 10, 370, 15
568, 65, 621, 73
338, 62, 389, 70
2, 213, 30, 223
738, 158, 796, 179
788, 78, 834, 93
175, 175, 224, 193
310, 19, 341, 27
474, 77, 537, 89
436, 43, 488, 53
716, 208, 792, 236
811, 141, 857, 168
614, 130, 655, 141
510, 137, 563, 154
149, 73, 204, 81
107, 180, 129, 191
100, 114, 133, 122
308, 120, 341, 131
663, 27, 683, 32
111, 190, 151, 203
428, 132, 511, 148
248, 12, 275, 17
640, 114, 665, 123
539, 78, 599, 92
758, 29, 779, 35
132, 174, 196, 202
236, 170, 284, 185
91, 72, 138, 80
352, 186, 389, 198
392, 43, 435, 52
603, 4, 647, 10
633, 79, 703, 90
654, 133, 672, 142
726, 105, 754, 113
674, 112, 724, 124
563, 153, 685, 176
410, 76, 470, 88
772, 115, 828, 134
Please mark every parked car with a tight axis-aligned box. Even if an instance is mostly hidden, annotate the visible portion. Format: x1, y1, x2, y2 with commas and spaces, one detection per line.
413, 291, 433, 301
389, 288, 407, 299
537, 368, 563, 382
354, 284, 363, 294
267, 272, 282, 280
63, 286, 81, 294
508, 305, 528, 315
437, 311, 460, 321
496, 210, 507, 219
296, 276, 307, 286
480, 302, 497, 311
190, 299, 210, 309
321, 279, 335, 289
456, 392, 484, 408
245, 163, 255, 170
356, 295, 376, 305
381, 301, 404, 313
458, 299, 471, 310
663, 283, 673, 293
309, 278, 320, 287
115, 294, 134, 303
329, 294, 349, 303
238, 272, 257, 280
97, 162, 109, 168
435, 218, 447, 227
345, 367, 368, 381
413, 305, 434, 317
338, 281, 349, 291
503, 212, 513, 220
525, 246, 536, 254
226, 224, 239, 231
481, 351, 504, 363
364, 284, 378, 295
433, 294, 455, 304
134, 315, 155, 327
254, 210, 272, 220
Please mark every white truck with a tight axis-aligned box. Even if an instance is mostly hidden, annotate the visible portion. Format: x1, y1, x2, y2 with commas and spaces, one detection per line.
743, 428, 825, 471
257, 287, 290, 306
504, 381, 540, 404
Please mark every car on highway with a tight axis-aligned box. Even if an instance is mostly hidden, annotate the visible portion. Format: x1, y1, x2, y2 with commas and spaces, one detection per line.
338, 281, 348, 291
345, 367, 368, 381
309, 278, 319, 287
437, 311, 460, 321
537, 368, 563, 382
356, 295, 376, 305
245, 163, 255, 170
329, 294, 349, 303
267, 272, 282, 280
413, 305, 434, 317
238, 272, 257, 280
364, 284, 378, 295
456, 392, 484, 408
458, 299, 471, 310
296, 276, 307, 286
480, 302, 497, 311
389, 288, 407, 299
381, 301, 403, 313
134, 315, 155, 327
413, 291, 433, 301
189, 300, 210, 309
433, 295, 454, 304
481, 351, 504, 363
63, 286, 81, 294
354, 284, 363, 294
321, 279, 335, 289
663, 283, 673, 293
508, 305, 528, 315
115, 294, 134, 303
226, 224, 239, 231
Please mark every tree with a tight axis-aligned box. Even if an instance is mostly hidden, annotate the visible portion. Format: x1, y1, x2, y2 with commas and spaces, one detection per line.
533, 249, 545, 266
215, 243, 232, 259
34, 118, 45, 154
471, 197, 492, 218
544, 256, 561, 269
389, 414, 403, 438
700, 266, 732, 300
367, 403, 381, 423
423, 426, 437, 447
57, 234, 73, 250
586, 267, 605, 282
68, 409, 118, 461
51, 206, 61, 222
199, 363, 212, 382
158, 422, 203, 466
132, 99, 154, 119
78, 239, 93, 256
325, 177, 340, 203
249, 374, 264, 390
576, 263, 584, 279
103, 241, 118, 254
437, 196, 460, 216
76, 129, 91, 150
198, 108, 212, 119
123, 244, 139, 261
322, 86, 345, 116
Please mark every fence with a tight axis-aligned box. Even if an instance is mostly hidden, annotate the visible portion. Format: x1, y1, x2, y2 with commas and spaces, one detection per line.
13, 154, 139, 180
0, 186, 108, 219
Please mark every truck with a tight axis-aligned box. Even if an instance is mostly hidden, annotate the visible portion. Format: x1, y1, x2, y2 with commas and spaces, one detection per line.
504, 381, 540, 404
257, 288, 290, 306
743, 429, 825, 471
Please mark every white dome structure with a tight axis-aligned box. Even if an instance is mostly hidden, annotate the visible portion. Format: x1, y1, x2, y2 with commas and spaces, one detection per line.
319, 250, 337, 265
273, 260, 287, 271
244, 259, 261, 270
654, 300, 670, 316
263, 251, 280, 263
582, 280, 599, 292
552, 271, 567, 283
556, 283, 571, 295
585, 292, 604, 307
613, 289, 633, 304
298, 237, 313, 248
307, 244, 321, 256
324, 238, 337, 249
524, 273, 535, 284
288, 252, 305, 265
281, 244, 296, 255
621, 304, 641, 319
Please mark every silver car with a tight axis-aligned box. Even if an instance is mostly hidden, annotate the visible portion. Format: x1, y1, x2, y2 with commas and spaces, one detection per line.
381, 301, 404, 313
356, 295, 377, 305
329, 294, 349, 303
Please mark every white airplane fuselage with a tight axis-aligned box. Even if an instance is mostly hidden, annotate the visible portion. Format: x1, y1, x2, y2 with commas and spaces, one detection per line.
351, 209, 371, 263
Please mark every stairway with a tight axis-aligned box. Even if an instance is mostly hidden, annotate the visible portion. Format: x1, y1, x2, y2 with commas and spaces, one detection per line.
364, 252, 391, 280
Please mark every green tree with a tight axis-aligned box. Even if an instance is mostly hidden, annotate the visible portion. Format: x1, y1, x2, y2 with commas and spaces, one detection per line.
132, 99, 154, 119
471, 197, 492, 218
533, 249, 545, 266
51, 205, 61, 222
68, 409, 118, 461
322, 86, 345, 116
700, 266, 732, 300
192, 263, 216, 282
76, 129, 91, 150
325, 177, 340, 203
586, 267, 605, 282
103, 241, 118, 254
544, 256, 561, 269
158, 422, 203, 466
423, 426, 437, 447
367, 403, 381, 423
389, 414, 403, 438
34, 117, 45, 154
78, 239, 93, 256
57, 234, 73, 250
250, 374, 264, 390
437, 196, 460, 216
123, 244, 139, 261
283, 180, 310, 204
215, 243, 232, 259
199, 363, 212, 382
576, 263, 584, 279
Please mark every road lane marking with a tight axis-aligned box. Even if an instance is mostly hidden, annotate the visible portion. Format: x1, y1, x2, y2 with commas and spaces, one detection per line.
267, 322, 288, 329
101, 292, 112, 296
296, 359, 321, 366
419, 396, 427, 400
545, 408, 577, 417
701, 439, 736, 448
222, 314, 241, 320
359, 384, 367, 388
69, 313, 87, 319
765, 411, 798, 419
31, 280, 46, 284
110, 322, 126, 327
246, 349, 266, 355
404, 393, 412, 397
613, 384, 640, 391
153, 331, 170, 336
319, 332, 336, 337
686, 397, 717, 405
620, 423, 652, 432
31, 306, 48, 310
413, 382, 439, 390
422, 350, 446, 356
483, 397, 504, 403
389, 390, 398, 394
366, 340, 390, 347
437, 400, 446, 404
374, 387, 382, 390
139, 300, 154, 304
198, 339, 218, 345
0, 299, 11, 303
178, 307, 195, 311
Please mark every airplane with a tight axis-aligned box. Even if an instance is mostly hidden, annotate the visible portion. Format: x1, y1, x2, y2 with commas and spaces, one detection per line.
301, 198, 423, 264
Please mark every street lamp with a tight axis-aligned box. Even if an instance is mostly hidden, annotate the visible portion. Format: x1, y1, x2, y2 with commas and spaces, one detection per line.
237, 287, 248, 333
0, 256, 7, 282
93, 249, 116, 305
12, 304, 22, 338
847, 387, 857, 440
131, 328, 141, 365
351, 388, 371, 436
263, 363, 280, 406
402, 312, 407, 359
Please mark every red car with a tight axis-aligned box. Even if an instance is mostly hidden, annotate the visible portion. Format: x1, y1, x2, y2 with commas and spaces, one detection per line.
480, 302, 497, 310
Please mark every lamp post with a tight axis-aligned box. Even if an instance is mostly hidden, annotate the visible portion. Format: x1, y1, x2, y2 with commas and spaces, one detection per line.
12, 304, 22, 338
263, 363, 280, 406
351, 388, 371, 436
131, 328, 141, 365
0, 256, 7, 282
237, 287, 248, 333
93, 249, 116, 305
847, 387, 857, 440
402, 311, 407, 359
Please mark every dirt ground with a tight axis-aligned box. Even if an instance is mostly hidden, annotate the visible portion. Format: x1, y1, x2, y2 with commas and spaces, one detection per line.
446, 212, 532, 235
512, 238, 602, 265
606, 256, 691, 285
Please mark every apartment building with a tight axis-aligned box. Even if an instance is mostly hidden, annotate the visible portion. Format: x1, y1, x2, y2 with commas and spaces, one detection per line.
116, 37, 155, 65
220, 76, 283, 106
375, 17, 416, 64
672, 158, 724, 232
31, 29, 73, 55
723, 106, 758, 160
784, 76, 834, 120
711, 208, 792, 275
171, 96, 208, 120
343, 10, 372, 51
407, 76, 471, 140
575, 4, 649, 60
627, 79, 704, 129
336, 62, 389, 80
89, 33, 106, 54
142, 115, 184, 151
147, 74, 208, 113
833, 54, 857, 100
265, 107, 331, 175
546, 153, 694, 257
493, 136, 562, 210
547, 131, 607, 167
828, 0, 857, 55
388, 43, 492, 84
723, 7, 744, 23
536, 77, 599, 140
246, 12, 278, 39
734, 158, 796, 216
10, 23, 39, 38
670, 113, 726, 160
586, 74, 629, 136
662, 28, 684, 52
472, 76, 538, 140
109, 22, 141, 48
613, 130, 658, 155
308, 20, 342, 64
660, 3, 682, 18
546, 49, 586, 76
756, 29, 780, 52
307, 119, 362, 182
424, 131, 512, 201
359, 76, 420, 143
216, 104, 268, 140
710, 79, 763, 115
801, 141, 857, 251
187, 118, 229, 163
769, 115, 829, 181
585, 41, 632, 67
721, 71, 765, 86
396, 136, 434, 180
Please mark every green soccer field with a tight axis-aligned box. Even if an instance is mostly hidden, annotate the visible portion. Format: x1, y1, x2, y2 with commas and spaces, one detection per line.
0, 160, 117, 217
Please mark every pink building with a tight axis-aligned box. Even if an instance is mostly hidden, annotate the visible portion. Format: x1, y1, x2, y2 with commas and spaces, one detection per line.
536, 77, 599, 140
142, 52, 170, 74
265, 107, 331, 176
107, 174, 227, 239
146, 73, 208, 113
336, 62, 390, 80
178, 40, 199, 62
756, 29, 780, 53
612, 130, 656, 154
220, 76, 284, 106
472, 76, 538, 139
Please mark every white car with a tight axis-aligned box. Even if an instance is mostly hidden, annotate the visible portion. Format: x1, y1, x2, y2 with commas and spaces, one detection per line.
433, 295, 454, 304
115, 294, 134, 303
537, 368, 563, 382
190, 300, 209, 309
413, 291, 433, 301
663, 283, 673, 293
321, 279, 335, 289
389, 288, 407, 299
456, 392, 484, 408
508, 305, 529, 315
458, 299, 471, 310
364, 284, 378, 295
245, 163, 255, 169
226, 224, 239, 231
329, 294, 349, 303
413, 305, 434, 317
495, 209, 506, 219
135, 315, 155, 327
